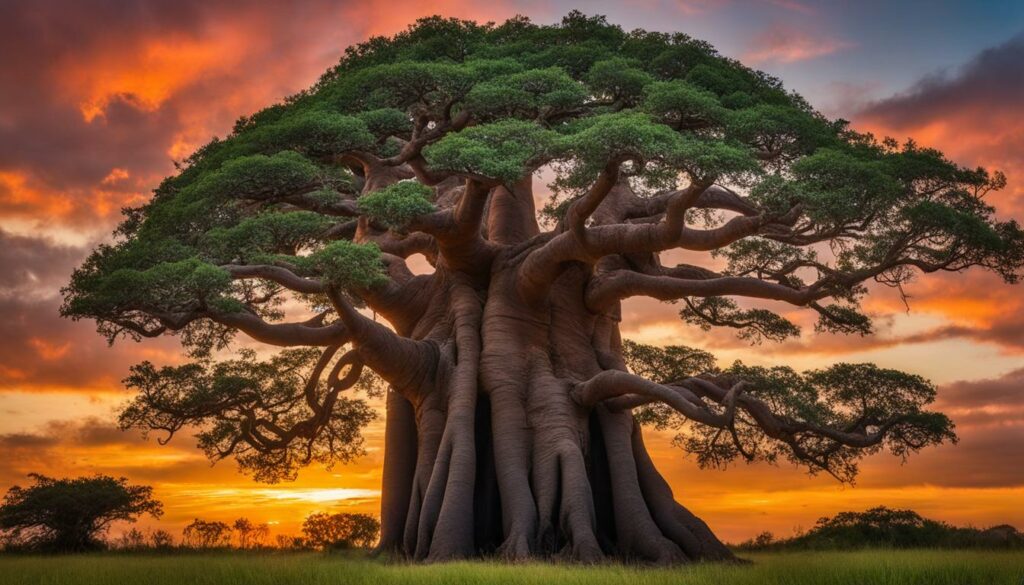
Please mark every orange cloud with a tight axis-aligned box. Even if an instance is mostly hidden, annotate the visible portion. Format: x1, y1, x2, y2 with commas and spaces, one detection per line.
0, 171, 75, 218
64, 36, 243, 123
0, 169, 150, 239
27, 338, 70, 361
855, 33, 1024, 218
100, 168, 130, 185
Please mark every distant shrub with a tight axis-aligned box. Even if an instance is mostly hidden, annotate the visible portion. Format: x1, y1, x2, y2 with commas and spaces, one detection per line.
736, 506, 1024, 551
182, 519, 233, 549
149, 529, 175, 549
115, 528, 147, 550
301, 512, 379, 550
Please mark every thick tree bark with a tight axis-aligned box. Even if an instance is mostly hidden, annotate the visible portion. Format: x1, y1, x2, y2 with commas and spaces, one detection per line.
361, 176, 736, 564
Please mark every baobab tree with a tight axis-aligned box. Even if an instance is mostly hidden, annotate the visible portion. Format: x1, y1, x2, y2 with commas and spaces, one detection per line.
63, 13, 1023, 563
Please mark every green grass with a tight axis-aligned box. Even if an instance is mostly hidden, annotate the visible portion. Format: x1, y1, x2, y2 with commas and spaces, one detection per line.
1, 550, 1022, 585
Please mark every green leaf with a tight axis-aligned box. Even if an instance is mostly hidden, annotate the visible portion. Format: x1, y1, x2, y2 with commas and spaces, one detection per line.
585, 57, 654, 104
306, 241, 387, 289
643, 80, 728, 128
424, 120, 559, 183
263, 111, 375, 157
464, 67, 587, 120
358, 181, 436, 228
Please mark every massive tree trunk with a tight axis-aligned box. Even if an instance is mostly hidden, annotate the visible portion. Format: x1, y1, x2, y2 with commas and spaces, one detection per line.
363, 176, 735, 564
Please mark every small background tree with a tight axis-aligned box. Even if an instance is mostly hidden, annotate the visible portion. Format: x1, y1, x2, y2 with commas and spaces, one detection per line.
0, 474, 161, 552
149, 529, 175, 549
115, 527, 147, 550
233, 517, 270, 549
301, 512, 380, 550
182, 519, 233, 549
275, 534, 308, 550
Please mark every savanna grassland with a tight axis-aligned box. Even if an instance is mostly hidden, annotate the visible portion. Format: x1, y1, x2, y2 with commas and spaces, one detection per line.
1, 550, 1022, 585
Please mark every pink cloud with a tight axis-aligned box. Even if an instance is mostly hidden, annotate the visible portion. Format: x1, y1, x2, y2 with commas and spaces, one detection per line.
744, 25, 853, 64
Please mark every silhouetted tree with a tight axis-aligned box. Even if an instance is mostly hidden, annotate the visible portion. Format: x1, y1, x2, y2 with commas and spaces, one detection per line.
738, 531, 775, 549
63, 12, 1024, 563
0, 474, 161, 552
182, 519, 232, 549
115, 527, 146, 550
251, 522, 270, 548
301, 512, 380, 550
275, 534, 308, 550
233, 517, 269, 548
149, 529, 175, 549
804, 506, 955, 548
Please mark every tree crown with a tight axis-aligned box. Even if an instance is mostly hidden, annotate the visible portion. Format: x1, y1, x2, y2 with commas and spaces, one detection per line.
61, 12, 1022, 484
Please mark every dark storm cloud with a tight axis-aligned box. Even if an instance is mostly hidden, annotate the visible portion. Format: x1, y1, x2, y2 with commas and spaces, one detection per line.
860, 32, 1024, 129
870, 368, 1024, 489
0, 416, 202, 487
0, 231, 181, 389
0, 229, 85, 294
937, 367, 1024, 420
0, 94, 181, 191
0, 1, 209, 186
0, 417, 141, 451
0, 293, 183, 390
904, 321, 1024, 354
0, 432, 61, 450
44, 417, 146, 447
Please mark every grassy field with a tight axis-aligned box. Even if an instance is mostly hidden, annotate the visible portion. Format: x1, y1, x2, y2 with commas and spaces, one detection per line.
0, 550, 1022, 585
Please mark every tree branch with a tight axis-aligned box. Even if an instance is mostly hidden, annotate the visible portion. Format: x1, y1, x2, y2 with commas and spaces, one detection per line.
325, 286, 438, 394
406, 179, 495, 275
585, 270, 817, 312
207, 311, 350, 347
572, 370, 726, 427
221, 264, 326, 294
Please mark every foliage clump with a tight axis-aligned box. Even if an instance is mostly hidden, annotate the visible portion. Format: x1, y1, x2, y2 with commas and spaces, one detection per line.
358, 181, 436, 228
424, 120, 559, 184
307, 241, 389, 289
301, 512, 381, 550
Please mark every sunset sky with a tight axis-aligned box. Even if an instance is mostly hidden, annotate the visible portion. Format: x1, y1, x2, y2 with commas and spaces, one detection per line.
1, 0, 1023, 544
